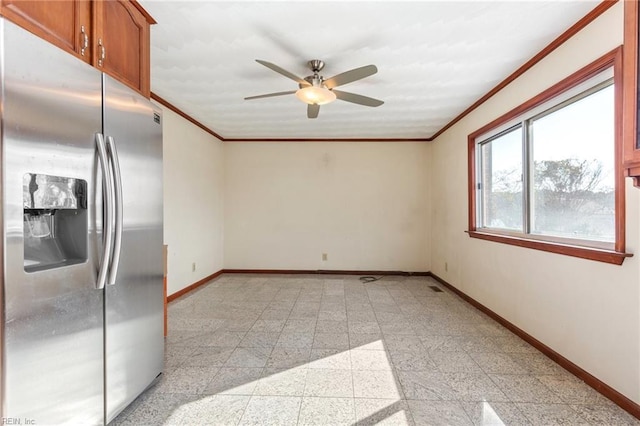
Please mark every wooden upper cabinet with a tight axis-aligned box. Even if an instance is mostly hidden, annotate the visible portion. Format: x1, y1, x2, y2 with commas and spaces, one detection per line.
0, 0, 92, 63
93, 0, 153, 97
0, 0, 154, 97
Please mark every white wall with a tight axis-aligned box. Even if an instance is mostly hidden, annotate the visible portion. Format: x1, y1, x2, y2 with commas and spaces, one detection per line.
160, 108, 225, 295
224, 142, 431, 272
430, 2, 640, 404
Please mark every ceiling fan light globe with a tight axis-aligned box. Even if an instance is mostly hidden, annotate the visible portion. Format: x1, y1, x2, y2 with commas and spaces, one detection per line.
295, 86, 336, 105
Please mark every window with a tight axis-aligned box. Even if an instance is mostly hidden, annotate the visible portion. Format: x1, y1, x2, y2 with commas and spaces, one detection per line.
468, 48, 630, 265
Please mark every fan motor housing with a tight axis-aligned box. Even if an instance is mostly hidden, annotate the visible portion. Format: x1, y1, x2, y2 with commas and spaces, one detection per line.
301, 75, 325, 88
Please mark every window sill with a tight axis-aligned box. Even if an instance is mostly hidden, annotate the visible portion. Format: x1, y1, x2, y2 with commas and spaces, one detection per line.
466, 230, 633, 265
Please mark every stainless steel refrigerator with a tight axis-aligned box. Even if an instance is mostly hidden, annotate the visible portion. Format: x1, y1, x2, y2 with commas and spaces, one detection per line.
0, 19, 164, 425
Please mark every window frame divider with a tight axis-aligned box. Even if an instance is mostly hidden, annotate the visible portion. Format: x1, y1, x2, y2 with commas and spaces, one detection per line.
523, 119, 532, 235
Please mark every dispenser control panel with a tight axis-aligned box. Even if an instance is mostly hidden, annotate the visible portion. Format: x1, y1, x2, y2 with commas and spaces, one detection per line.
22, 173, 88, 272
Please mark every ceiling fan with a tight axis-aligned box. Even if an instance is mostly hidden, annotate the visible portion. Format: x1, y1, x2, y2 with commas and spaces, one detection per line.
244, 59, 384, 119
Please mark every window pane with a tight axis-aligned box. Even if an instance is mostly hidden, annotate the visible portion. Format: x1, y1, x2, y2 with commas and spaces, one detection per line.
480, 126, 523, 231
530, 84, 615, 243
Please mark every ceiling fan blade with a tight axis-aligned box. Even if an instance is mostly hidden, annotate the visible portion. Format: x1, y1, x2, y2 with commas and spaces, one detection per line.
307, 104, 320, 119
255, 59, 310, 86
332, 90, 384, 107
244, 90, 296, 100
324, 65, 378, 89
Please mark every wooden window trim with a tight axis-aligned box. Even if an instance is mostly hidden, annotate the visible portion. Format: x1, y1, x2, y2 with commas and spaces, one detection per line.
467, 231, 631, 265
623, 0, 640, 186
467, 47, 631, 265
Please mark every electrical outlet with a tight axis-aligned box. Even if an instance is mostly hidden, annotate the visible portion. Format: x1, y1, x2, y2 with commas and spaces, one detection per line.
445, 262, 448, 272
192, 262, 196, 272
322, 253, 328, 261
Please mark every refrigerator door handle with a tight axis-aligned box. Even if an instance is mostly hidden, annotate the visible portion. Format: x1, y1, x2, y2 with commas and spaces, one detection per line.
106, 135, 123, 285
96, 132, 114, 290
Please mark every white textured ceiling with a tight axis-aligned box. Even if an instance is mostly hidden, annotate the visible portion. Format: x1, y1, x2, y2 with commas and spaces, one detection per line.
140, 1, 600, 140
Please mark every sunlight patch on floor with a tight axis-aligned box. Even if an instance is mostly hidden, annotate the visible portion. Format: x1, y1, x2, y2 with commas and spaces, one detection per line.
481, 401, 506, 426
165, 340, 410, 425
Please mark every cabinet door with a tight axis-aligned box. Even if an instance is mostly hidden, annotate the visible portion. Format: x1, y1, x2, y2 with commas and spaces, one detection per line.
0, 0, 91, 62
94, 0, 150, 97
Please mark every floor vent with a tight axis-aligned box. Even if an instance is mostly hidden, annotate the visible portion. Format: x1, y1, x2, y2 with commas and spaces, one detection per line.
429, 286, 444, 293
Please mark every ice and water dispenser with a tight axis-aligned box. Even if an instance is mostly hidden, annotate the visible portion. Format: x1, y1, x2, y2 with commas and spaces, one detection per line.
23, 173, 88, 272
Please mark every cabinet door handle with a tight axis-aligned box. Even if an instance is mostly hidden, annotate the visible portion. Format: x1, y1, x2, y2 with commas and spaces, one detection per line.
80, 25, 89, 56
98, 38, 106, 67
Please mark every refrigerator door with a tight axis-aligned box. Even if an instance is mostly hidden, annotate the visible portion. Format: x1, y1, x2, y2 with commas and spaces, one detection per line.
1, 20, 104, 424
103, 75, 164, 423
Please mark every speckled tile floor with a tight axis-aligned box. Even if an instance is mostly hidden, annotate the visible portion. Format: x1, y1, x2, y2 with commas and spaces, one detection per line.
111, 274, 640, 426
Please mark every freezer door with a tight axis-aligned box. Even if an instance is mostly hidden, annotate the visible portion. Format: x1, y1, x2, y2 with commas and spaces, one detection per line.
103, 76, 164, 423
1, 20, 104, 424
